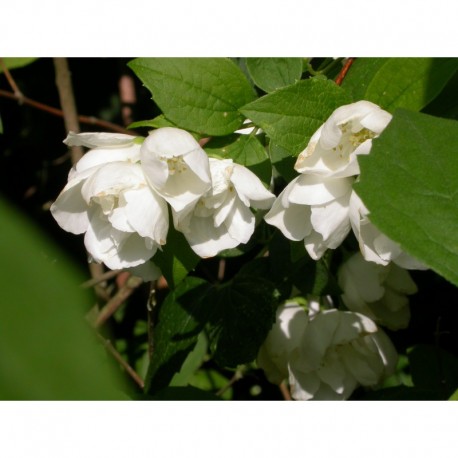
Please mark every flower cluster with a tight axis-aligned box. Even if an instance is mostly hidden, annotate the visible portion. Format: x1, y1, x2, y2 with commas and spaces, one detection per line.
257, 300, 397, 400
338, 252, 418, 330
51, 127, 275, 271
264, 100, 424, 269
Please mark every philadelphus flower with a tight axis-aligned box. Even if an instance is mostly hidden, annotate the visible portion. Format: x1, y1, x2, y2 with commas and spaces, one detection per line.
50, 132, 169, 270
140, 127, 212, 214
338, 252, 418, 330
174, 157, 275, 257
265, 100, 423, 268
257, 302, 397, 400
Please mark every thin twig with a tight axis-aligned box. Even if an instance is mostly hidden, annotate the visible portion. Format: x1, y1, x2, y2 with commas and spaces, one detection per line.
279, 382, 292, 400
0, 88, 135, 135
94, 275, 143, 328
81, 269, 123, 288
147, 281, 158, 361
216, 369, 243, 397
96, 333, 145, 389
335, 58, 355, 86
0, 59, 24, 100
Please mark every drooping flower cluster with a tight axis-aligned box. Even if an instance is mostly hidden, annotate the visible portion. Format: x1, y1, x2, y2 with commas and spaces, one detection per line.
257, 300, 397, 400
264, 100, 424, 269
338, 252, 418, 330
51, 127, 275, 270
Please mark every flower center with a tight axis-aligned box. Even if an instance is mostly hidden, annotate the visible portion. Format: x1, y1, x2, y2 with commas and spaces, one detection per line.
332, 122, 377, 159
164, 156, 188, 175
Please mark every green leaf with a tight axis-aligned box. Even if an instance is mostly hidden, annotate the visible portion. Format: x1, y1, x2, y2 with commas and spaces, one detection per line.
354, 109, 458, 286
0, 197, 124, 399
408, 345, 458, 399
205, 134, 272, 185
342, 58, 458, 112
170, 331, 208, 387
127, 115, 176, 130
206, 271, 278, 368
269, 143, 297, 182
153, 224, 200, 289
189, 369, 232, 400
128, 58, 256, 136
449, 388, 458, 400
144, 277, 212, 395
240, 78, 352, 155
245, 58, 303, 93
0, 57, 37, 73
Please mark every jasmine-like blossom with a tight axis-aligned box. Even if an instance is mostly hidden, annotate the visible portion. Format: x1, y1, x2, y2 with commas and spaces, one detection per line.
257, 302, 397, 400
140, 127, 212, 215
265, 100, 424, 268
174, 157, 275, 257
50, 132, 168, 270
338, 252, 418, 330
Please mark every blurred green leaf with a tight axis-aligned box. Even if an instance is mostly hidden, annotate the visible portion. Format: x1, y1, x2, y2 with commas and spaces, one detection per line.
355, 109, 458, 286
0, 57, 37, 73
449, 388, 458, 400
189, 368, 232, 400
240, 78, 352, 155
147, 385, 220, 400
0, 197, 124, 399
144, 277, 212, 395
128, 58, 256, 136
342, 58, 458, 112
245, 58, 303, 93
205, 134, 272, 185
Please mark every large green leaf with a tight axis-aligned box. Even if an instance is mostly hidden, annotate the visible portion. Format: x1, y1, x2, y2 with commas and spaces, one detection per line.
128, 58, 256, 136
245, 58, 303, 93
342, 58, 458, 112
206, 270, 278, 368
240, 78, 352, 155
0, 197, 124, 399
144, 277, 212, 395
204, 134, 272, 185
354, 109, 458, 286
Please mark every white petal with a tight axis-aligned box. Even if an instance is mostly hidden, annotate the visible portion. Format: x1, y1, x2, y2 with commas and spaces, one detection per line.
128, 261, 161, 282
74, 144, 141, 174
183, 215, 239, 258
265, 197, 313, 242
289, 367, 321, 401
230, 164, 275, 209
50, 179, 90, 234
120, 187, 169, 244
288, 175, 353, 206
300, 309, 341, 371
224, 198, 255, 244
304, 230, 329, 260
310, 191, 351, 243
81, 162, 144, 204
213, 194, 236, 228
64, 131, 137, 148
370, 330, 398, 376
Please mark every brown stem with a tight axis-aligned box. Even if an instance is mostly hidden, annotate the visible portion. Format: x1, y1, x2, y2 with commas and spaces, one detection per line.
94, 275, 143, 328
0, 59, 24, 100
0, 88, 135, 135
81, 269, 123, 288
96, 333, 145, 389
335, 58, 355, 86
279, 382, 292, 400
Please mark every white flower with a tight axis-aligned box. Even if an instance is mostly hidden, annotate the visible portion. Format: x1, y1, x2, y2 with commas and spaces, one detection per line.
349, 192, 427, 269
140, 127, 212, 214
174, 157, 275, 258
50, 132, 169, 270
338, 252, 418, 330
258, 302, 397, 400
265, 174, 353, 260
265, 100, 424, 268
289, 309, 397, 400
257, 301, 310, 384
294, 100, 392, 178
